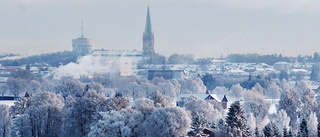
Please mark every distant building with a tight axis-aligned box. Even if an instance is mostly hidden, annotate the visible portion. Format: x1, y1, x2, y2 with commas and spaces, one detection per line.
91, 50, 143, 76
273, 62, 290, 71
176, 94, 229, 109
142, 70, 185, 80
72, 23, 92, 56
143, 6, 155, 62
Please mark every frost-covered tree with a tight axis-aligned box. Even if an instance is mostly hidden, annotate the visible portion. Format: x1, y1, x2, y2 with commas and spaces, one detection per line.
0, 85, 8, 100
11, 91, 65, 137
263, 122, 279, 137
278, 89, 300, 131
28, 91, 64, 137
226, 101, 251, 137
230, 84, 243, 98
133, 98, 155, 116
299, 119, 308, 137
253, 83, 264, 96
148, 90, 173, 108
301, 88, 318, 118
210, 86, 229, 95
6, 78, 26, 99
157, 81, 181, 99
0, 105, 11, 137
144, 107, 191, 137
275, 109, 290, 137
11, 114, 32, 137
247, 113, 256, 134
55, 78, 85, 98
178, 95, 221, 135
105, 97, 129, 111
88, 107, 144, 137
27, 80, 42, 96
64, 90, 106, 137
178, 78, 206, 94
267, 82, 280, 102
307, 112, 318, 137
243, 90, 270, 131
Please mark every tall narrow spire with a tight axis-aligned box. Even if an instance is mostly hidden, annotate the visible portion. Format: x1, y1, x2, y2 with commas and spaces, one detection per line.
144, 6, 152, 34
81, 20, 84, 38
143, 5, 155, 63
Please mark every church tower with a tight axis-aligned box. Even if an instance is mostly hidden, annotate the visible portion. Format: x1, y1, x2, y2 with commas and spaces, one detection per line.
143, 6, 155, 62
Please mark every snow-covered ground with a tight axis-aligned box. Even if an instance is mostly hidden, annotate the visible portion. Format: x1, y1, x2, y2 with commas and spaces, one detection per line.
0, 101, 16, 107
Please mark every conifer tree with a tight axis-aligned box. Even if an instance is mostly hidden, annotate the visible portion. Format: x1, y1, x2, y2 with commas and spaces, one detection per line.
226, 101, 251, 136
299, 119, 308, 137
263, 122, 279, 137
283, 126, 288, 137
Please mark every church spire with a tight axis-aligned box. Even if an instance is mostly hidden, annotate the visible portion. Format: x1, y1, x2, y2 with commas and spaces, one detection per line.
144, 6, 152, 35
81, 20, 84, 38
143, 5, 155, 63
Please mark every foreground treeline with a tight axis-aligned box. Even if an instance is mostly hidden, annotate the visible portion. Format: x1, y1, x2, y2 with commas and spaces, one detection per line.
0, 70, 320, 136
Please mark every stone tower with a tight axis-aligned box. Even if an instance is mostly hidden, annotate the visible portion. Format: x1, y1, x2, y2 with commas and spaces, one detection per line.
143, 6, 155, 62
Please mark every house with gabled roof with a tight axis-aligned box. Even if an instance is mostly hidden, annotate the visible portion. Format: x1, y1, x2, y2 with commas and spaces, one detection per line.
176, 94, 229, 109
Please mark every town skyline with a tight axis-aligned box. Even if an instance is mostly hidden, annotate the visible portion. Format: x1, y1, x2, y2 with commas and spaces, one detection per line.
1, 0, 320, 58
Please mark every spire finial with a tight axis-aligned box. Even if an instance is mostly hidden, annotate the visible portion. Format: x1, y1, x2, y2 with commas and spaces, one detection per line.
81, 19, 84, 38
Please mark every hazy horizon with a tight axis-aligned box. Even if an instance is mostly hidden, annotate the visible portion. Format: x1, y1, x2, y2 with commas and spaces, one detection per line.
1, 0, 320, 58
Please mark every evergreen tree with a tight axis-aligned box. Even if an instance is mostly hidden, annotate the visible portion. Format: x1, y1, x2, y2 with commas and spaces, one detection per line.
288, 129, 293, 137
318, 123, 320, 137
299, 119, 308, 137
255, 127, 260, 137
226, 101, 251, 136
283, 126, 288, 137
263, 122, 279, 137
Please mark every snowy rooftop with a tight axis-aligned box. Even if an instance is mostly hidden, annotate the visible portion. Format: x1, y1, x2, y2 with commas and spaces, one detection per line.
176, 94, 223, 102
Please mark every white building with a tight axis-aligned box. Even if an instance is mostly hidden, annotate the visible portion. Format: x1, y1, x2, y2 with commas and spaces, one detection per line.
273, 62, 290, 71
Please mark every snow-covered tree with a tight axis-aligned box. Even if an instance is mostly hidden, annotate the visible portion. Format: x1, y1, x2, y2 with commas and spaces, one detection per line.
301, 88, 318, 118
178, 78, 206, 94
105, 97, 129, 111
157, 81, 181, 99
253, 83, 264, 96
28, 91, 65, 137
64, 90, 106, 137
299, 119, 308, 137
133, 98, 155, 116
307, 112, 318, 137
210, 86, 230, 95
88, 107, 144, 137
278, 89, 300, 131
55, 78, 85, 98
230, 84, 243, 98
144, 107, 191, 137
178, 95, 221, 135
0, 105, 11, 137
226, 101, 251, 137
247, 113, 256, 134
267, 82, 280, 102
276, 109, 290, 137
27, 80, 42, 96
148, 90, 173, 108
243, 90, 270, 132
6, 78, 26, 99
263, 122, 279, 137
11, 114, 32, 137
0, 85, 8, 100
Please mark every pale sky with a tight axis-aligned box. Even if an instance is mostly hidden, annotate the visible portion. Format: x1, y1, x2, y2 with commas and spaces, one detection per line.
1, 0, 320, 58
